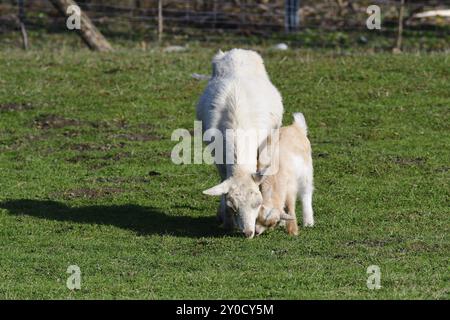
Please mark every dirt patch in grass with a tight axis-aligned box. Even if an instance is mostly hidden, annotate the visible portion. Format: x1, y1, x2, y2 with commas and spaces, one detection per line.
34, 114, 81, 130
57, 187, 124, 199
67, 142, 127, 152
138, 123, 159, 131
391, 156, 426, 166
345, 237, 404, 248
93, 176, 152, 184
3, 132, 52, 151
66, 151, 131, 164
101, 152, 131, 161
33, 115, 121, 131
0, 102, 33, 112
66, 154, 91, 164
90, 119, 129, 129
110, 133, 161, 141
62, 130, 82, 138
92, 171, 161, 184
405, 241, 439, 253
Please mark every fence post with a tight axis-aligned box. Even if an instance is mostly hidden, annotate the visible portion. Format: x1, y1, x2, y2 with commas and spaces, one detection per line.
285, 0, 300, 32
394, 0, 405, 52
158, 0, 163, 42
18, 0, 29, 50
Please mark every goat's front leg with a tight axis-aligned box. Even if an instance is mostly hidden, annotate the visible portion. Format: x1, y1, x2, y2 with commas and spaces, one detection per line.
223, 203, 235, 230
215, 163, 232, 227
217, 196, 234, 230
217, 195, 225, 224
285, 192, 299, 236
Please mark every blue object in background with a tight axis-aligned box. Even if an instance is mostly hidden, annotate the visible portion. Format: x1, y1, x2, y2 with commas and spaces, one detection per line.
285, 0, 300, 32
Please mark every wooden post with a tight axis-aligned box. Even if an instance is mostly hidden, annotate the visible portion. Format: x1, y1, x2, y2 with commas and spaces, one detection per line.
48, 0, 112, 52
394, 0, 405, 53
158, 0, 163, 42
18, 0, 29, 50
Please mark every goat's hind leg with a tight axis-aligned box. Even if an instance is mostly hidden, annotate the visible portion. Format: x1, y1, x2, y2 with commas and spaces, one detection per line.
300, 181, 314, 227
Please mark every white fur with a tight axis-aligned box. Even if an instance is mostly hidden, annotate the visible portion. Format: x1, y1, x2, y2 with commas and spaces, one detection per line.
293, 112, 307, 133
198, 49, 283, 238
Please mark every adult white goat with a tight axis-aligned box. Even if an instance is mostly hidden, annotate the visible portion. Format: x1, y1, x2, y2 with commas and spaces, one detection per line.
197, 49, 283, 239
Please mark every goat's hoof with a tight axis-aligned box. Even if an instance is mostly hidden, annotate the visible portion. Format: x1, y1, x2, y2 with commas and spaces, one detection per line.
286, 223, 299, 236
303, 220, 315, 227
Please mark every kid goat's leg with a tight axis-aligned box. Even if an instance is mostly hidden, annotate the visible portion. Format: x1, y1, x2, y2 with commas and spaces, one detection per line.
285, 191, 299, 236
300, 181, 314, 227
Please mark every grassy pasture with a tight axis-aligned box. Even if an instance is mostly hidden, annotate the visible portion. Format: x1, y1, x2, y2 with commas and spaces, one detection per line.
0, 45, 448, 299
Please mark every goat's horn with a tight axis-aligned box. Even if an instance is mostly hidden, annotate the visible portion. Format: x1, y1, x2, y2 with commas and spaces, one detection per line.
280, 212, 295, 221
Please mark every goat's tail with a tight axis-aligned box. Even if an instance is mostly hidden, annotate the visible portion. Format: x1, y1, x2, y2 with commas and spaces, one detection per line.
292, 112, 308, 134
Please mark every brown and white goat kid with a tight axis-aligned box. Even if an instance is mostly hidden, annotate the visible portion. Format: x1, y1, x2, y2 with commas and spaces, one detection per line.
255, 113, 314, 236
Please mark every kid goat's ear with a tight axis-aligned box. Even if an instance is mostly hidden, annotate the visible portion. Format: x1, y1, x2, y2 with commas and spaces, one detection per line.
252, 171, 268, 185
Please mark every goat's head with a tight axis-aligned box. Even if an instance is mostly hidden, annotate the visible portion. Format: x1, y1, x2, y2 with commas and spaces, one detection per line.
203, 173, 266, 239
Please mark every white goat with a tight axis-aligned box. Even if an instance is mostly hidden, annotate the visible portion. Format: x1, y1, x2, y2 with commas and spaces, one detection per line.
255, 113, 314, 236
197, 49, 283, 238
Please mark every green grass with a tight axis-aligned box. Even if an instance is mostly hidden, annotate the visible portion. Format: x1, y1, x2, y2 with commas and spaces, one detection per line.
0, 44, 449, 299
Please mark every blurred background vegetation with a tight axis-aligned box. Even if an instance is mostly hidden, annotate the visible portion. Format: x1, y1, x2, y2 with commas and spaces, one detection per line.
0, 0, 449, 51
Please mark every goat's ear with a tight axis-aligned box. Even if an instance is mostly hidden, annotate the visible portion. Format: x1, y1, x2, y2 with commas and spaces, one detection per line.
252, 172, 268, 185
263, 207, 276, 221
202, 180, 231, 196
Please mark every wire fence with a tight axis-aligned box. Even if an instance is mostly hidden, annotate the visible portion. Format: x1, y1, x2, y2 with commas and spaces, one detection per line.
1, 0, 449, 42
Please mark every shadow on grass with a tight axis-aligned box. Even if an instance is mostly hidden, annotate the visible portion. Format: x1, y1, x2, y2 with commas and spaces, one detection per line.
0, 199, 231, 238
